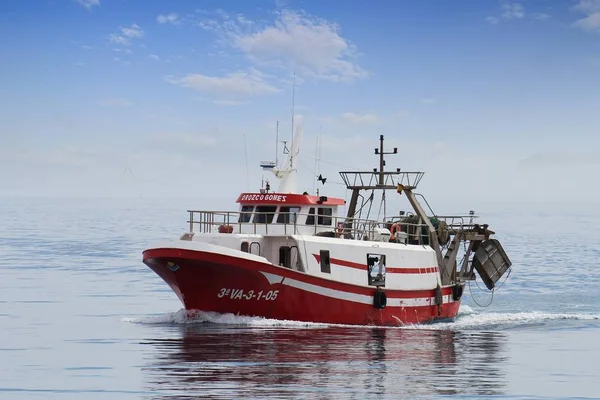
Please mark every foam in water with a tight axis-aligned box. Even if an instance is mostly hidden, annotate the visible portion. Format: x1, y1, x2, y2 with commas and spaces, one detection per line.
122, 309, 331, 328
122, 306, 599, 331
401, 310, 600, 331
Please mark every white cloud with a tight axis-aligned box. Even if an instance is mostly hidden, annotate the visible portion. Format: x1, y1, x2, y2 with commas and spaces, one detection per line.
501, 3, 525, 19
9, 145, 106, 168
199, 9, 367, 82
532, 13, 551, 20
486, 3, 527, 24
148, 133, 218, 152
108, 24, 144, 46
149, 54, 160, 61
341, 112, 380, 125
157, 13, 181, 25
518, 151, 600, 168
574, 0, 600, 13
122, 24, 144, 38
574, 14, 600, 32
98, 98, 134, 107
236, 15, 254, 26
75, 0, 100, 10
167, 69, 279, 96
396, 110, 410, 119
212, 100, 248, 106
573, 1, 600, 33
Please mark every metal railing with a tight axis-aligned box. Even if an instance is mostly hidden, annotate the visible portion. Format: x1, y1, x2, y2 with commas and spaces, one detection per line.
434, 215, 482, 233
339, 171, 425, 190
186, 210, 431, 244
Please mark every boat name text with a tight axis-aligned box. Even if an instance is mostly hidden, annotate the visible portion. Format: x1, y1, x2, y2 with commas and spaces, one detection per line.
218, 288, 279, 301
240, 194, 288, 202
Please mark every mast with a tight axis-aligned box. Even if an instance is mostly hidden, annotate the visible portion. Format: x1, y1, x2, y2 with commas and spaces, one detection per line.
374, 134, 397, 186
373, 135, 396, 218
260, 73, 301, 193
339, 135, 442, 268
341, 135, 400, 223
276, 121, 279, 167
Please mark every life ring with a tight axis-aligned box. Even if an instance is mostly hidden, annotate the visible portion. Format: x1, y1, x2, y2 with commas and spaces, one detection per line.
390, 223, 401, 242
373, 289, 387, 309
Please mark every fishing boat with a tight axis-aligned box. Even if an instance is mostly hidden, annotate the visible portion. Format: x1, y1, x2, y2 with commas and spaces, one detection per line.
142, 128, 512, 326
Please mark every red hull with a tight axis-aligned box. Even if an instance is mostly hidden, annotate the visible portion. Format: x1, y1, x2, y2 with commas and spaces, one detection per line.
142, 248, 462, 326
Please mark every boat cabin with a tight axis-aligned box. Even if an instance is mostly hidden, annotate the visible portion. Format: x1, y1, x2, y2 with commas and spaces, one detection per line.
234, 192, 346, 236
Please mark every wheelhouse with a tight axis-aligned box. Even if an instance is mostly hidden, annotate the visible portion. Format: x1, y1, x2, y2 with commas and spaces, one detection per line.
234, 192, 346, 235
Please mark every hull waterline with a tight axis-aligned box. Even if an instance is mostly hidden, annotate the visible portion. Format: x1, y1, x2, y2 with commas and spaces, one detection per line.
143, 248, 462, 326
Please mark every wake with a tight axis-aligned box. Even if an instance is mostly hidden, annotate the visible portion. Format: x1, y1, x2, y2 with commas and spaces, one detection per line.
121, 305, 599, 331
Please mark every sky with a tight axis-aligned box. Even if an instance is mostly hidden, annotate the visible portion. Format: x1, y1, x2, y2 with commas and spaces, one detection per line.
1, 0, 600, 209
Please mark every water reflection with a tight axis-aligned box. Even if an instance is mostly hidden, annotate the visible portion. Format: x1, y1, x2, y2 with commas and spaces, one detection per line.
141, 325, 508, 399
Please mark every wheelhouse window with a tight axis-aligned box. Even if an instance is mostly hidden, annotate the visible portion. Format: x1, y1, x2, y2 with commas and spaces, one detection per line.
238, 206, 254, 223
317, 208, 333, 226
253, 205, 277, 224
306, 207, 316, 225
306, 207, 333, 226
277, 206, 301, 224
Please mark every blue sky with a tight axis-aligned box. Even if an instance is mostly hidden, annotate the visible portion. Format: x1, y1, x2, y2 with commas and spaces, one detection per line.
1, 0, 599, 207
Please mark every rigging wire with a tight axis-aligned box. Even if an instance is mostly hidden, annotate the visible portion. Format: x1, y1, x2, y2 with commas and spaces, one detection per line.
467, 267, 512, 308
363, 190, 375, 221
376, 191, 386, 221
297, 159, 347, 186
299, 155, 360, 171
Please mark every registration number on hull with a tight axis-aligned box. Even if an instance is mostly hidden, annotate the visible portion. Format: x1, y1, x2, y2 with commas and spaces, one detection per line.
217, 288, 279, 301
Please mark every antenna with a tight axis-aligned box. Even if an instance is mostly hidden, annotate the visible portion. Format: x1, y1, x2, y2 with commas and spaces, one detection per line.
312, 130, 322, 194
312, 135, 319, 194
317, 126, 322, 177
290, 72, 296, 169
243, 132, 250, 190
275, 121, 279, 167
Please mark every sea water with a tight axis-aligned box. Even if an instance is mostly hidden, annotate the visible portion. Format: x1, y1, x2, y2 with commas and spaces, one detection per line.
1, 197, 599, 399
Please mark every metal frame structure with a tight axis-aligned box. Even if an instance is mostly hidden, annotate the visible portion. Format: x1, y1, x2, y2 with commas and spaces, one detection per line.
338, 135, 511, 288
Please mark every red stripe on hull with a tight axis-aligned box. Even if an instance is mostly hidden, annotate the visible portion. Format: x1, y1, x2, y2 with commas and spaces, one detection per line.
143, 248, 461, 326
312, 253, 438, 274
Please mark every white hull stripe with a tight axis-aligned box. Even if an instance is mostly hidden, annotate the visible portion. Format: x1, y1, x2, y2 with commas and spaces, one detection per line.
259, 272, 454, 307
261, 272, 285, 285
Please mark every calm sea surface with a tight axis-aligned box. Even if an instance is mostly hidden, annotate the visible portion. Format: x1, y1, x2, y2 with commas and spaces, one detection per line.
1, 197, 599, 399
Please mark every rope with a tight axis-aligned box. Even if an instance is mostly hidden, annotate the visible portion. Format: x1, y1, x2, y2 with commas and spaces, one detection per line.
468, 279, 495, 307
467, 267, 512, 308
